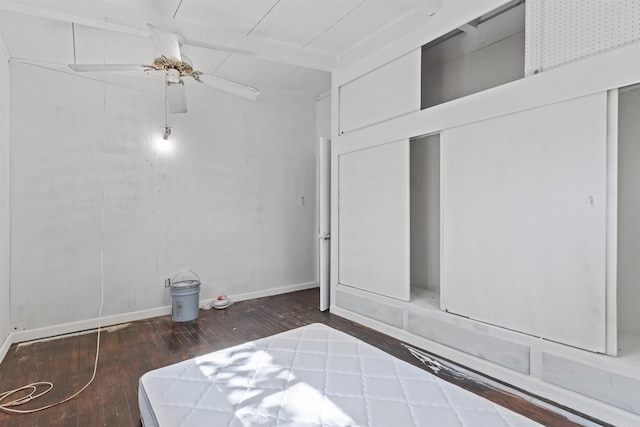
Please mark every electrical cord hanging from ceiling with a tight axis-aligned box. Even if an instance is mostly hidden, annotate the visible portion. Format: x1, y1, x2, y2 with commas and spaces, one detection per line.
0, 19, 109, 415
0, 190, 105, 414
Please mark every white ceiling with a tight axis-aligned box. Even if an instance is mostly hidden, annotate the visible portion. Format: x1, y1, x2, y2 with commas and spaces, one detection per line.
0, 0, 444, 95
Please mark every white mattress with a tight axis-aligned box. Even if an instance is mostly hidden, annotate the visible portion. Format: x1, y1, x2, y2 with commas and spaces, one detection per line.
139, 323, 542, 426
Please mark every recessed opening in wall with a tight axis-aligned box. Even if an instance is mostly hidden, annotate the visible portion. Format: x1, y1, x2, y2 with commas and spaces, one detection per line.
618, 83, 640, 343
421, 0, 525, 110
410, 133, 440, 309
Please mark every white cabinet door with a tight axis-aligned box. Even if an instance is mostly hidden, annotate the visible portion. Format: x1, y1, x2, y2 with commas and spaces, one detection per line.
441, 93, 608, 352
339, 50, 421, 134
338, 140, 410, 301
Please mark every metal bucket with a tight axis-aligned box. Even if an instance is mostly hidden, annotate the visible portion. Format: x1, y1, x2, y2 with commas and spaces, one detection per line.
167, 270, 201, 322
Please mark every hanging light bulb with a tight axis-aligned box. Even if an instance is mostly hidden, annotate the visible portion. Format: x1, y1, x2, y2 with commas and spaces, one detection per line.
162, 78, 172, 140
153, 80, 175, 155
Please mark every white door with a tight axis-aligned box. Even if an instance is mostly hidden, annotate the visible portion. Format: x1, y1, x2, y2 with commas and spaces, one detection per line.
318, 137, 331, 311
441, 93, 609, 352
338, 139, 410, 301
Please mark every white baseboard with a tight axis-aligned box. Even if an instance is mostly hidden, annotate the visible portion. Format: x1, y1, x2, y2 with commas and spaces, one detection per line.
213, 281, 319, 306
11, 305, 173, 344
8, 282, 319, 346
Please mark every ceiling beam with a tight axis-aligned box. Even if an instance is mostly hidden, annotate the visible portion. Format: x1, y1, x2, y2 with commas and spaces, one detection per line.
0, 1, 150, 36
339, 10, 430, 69
177, 23, 336, 71
0, 0, 337, 71
395, 0, 441, 17
457, 23, 478, 33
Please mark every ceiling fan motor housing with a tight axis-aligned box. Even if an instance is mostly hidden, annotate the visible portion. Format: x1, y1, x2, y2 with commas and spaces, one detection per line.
152, 55, 195, 77
166, 68, 181, 84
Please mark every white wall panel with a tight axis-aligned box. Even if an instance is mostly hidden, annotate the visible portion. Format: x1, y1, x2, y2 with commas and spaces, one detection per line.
0, 39, 10, 344
9, 61, 318, 331
524, 0, 544, 77
338, 140, 410, 301
525, 0, 640, 76
542, 352, 640, 416
339, 49, 420, 134
441, 93, 608, 353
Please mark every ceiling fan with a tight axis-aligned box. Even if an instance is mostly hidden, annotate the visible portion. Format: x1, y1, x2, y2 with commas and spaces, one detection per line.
68, 24, 260, 113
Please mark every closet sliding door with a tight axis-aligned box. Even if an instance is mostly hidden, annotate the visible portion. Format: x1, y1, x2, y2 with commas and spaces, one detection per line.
441, 93, 609, 353
338, 140, 410, 301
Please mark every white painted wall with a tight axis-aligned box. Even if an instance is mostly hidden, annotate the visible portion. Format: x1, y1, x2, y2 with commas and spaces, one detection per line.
421, 3, 524, 109
0, 38, 10, 344
410, 134, 439, 291
9, 61, 318, 331
618, 84, 640, 336
316, 93, 331, 141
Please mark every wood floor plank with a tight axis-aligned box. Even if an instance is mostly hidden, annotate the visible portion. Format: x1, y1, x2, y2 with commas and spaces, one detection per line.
0, 289, 606, 426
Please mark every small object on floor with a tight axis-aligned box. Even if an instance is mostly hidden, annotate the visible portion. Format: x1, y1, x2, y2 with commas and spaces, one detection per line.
212, 295, 232, 309
208, 295, 232, 310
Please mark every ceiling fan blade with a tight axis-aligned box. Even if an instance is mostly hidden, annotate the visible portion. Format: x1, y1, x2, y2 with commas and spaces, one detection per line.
69, 64, 146, 72
184, 40, 254, 56
198, 73, 260, 101
167, 82, 188, 114
148, 23, 182, 62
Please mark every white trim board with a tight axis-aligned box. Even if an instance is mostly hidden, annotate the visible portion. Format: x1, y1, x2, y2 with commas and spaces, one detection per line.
330, 304, 640, 427
4, 282, 318, 351
605, 89, 619, 355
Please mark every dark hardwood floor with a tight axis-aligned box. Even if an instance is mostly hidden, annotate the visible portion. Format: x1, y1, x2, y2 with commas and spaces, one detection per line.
0, 289, 606, 426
